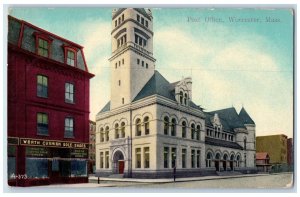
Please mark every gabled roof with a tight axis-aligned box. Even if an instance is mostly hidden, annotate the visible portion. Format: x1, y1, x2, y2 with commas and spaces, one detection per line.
205, 137, 243, 150
239, 107, 255, 125
256, 152, 269, 160
209, 107, 246, 130
204, 112, 232, 132
97, 101, 111, 114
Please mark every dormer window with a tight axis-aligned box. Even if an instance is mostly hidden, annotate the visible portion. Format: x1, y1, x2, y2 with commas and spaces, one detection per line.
63, 46, 78, 67
179, 91, 183, 104
38, 38, 49, 57
184, 93, 188, 105
34, 32, 53, 58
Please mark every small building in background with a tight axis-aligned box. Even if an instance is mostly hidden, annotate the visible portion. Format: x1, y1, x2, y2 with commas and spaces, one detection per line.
89, 121, 96, 174
256, 134, 288, 172
256, 152, 271, 173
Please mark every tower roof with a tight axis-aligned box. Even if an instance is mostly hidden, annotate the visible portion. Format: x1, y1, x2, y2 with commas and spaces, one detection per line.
239, 107, 255, 125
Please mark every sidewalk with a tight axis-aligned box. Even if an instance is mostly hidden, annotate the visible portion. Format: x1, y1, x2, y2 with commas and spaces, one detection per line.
89, 173, 279, 183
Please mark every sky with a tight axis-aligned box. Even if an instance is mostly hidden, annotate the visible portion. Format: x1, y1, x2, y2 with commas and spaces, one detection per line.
7, 7, 294, 138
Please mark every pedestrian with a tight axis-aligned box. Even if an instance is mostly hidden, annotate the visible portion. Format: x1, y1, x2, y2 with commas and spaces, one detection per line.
173, 165, 176, 182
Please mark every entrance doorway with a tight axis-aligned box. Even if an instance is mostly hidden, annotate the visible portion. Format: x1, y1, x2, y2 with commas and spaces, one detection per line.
223, 154, 228, 171
215, 161, 219, 171
113, 150, 125, 174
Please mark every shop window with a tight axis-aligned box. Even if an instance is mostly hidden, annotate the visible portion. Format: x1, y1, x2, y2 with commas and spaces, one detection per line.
37, 113, 48, 135
7, 145, 16, 180
64, 117, 74, 138
65, 83, 75, 103
26, 158, 48, 178
71, 160, 87, 177
136, 148, 141, 168
144, 147, 150, 168
37, 75, 48, 98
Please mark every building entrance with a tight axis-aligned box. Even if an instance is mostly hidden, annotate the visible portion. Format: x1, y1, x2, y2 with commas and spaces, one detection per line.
113, 150, 125, 174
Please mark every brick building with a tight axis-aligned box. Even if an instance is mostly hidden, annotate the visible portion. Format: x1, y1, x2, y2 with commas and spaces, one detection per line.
7, 16, 94, 186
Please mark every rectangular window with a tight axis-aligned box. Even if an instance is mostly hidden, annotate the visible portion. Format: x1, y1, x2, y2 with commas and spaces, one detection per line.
171, 148, 176, 168
122, 14, 124, 22
105, 151, 109, 168
146, 20, 148, 27
136, 148, 141, 168
122, 59, 124, 64
38, 38, 49, 57
164, 147, 169, 168
100, 152, 104, 168
118, 17, 121, 25
37, 113, 48, 135
191, 149, 195, 168
197, 150, 200, 168
122, 98, 124, 104
65, 83, 74, 103
115, 20, 117, 27
115, 62, 117, 69
137, 59, 140, 64
135, 34, 138, 44
141, 17, 144, 25
143, 39, 147, 47
142, 61, 144, 67
144, 147, 150, 168
146, 63, 148, 69
64, 117, 74, 138
26, 158, 48, 178
118, 80, 121, 86
182, 149, 186, 168
67, 50, 75, 66
37, 75, 48, 98
137, 14, 140, 22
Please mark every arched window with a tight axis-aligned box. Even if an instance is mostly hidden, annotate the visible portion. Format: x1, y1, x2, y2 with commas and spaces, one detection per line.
163, 116, 169, 135
236, 155, 240, 167
179, 91, 183, 104
121, 122, 125, 138
100, 128, 104, 142
244, 137, 247, 150
196, 125, 201, 140
105, 126, 109, 141
171, 118, 176, 136
182, 121, 186, 138
144, 117, 150, 135
115, 123, 119, 139
136, 119, 141, 136
191, 123, 195, 139
184, 93, 188, 105
215, 153, 221, 160
206, 152, 212, 167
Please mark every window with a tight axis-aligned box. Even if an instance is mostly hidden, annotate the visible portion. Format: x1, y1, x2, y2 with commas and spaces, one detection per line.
121, 122, 125, 138
141, 17, 144, 25
122, 14, 124, 22
119, 61, 121, 66
64, 117, 74, 138
184, 93, 188, 105
144, 147, 150, 168
37, 113, 48, 135
196, 125, 201, 140
115, 63, 117, 69
105, 151, 109, 168
66, 50, 75, 66
38, 38, 49, 57
100, 128, 104, 142
144, 117, 150, 135
115, 20, 117, 27
163, 116, 169, 135
197, 150, 200, 168
137, 14, 140, 22
244, 138, 247, 150
122, 98, 124, 104
136, 148, 141, 168
134, 34, 147, 47
191, 149, 195, 168
191, 124, 195, 139
137, 59, 140, 64
115, 123, 119, 139
37, 75, 48, 98
171, 118, 176, 136
146, 20, 148, 27
164, 147, 169, 168
71, 160, 87, 177
118, 80, 121, 86
182, 121, 186, 138
179, 91, 183, 104
182, 149, 186, 168
105, 126, 109, 141
26, 158, 48, 178
146, 63, 148, 69
65, 83, 74, 103
171, 148, 176, 168
122, 59, 124, 64
206, 152, 212, 167
136, 119, 141, 136
118, 17, 121, 25
236, 155, 240, 167
142, 61, 144, 67
100, 152, 104, 168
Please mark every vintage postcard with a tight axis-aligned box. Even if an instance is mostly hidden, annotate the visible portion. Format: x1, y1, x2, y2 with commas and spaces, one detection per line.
5, 6, 294, 191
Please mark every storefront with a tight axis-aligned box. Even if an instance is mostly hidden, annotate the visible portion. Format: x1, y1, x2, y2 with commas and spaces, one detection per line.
8, 137, 89, 186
